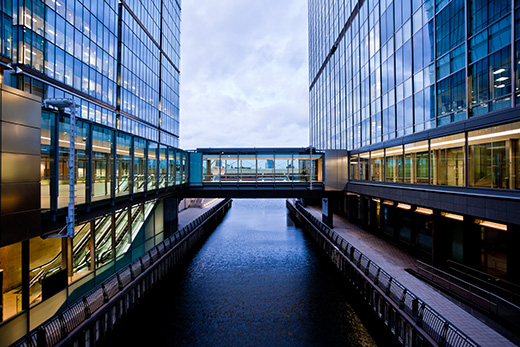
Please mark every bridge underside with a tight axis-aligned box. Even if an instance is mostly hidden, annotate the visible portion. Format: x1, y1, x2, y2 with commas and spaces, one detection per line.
182, 185, 333, 199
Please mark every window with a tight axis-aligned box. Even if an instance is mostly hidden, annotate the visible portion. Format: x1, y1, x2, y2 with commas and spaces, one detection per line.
430, 133, 465, 186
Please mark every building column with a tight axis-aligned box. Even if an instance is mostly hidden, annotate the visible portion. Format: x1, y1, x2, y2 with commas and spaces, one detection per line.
360, 195, 369, 230
507, 224, 520, 285
432, 210, 449, 267
463, 216, 481, 271
163, 197, 179, 238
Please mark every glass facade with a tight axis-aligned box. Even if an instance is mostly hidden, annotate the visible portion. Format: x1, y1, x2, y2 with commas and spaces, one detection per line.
309, 0, 518, 151
201, 152, 323, 183
2, 0, 180, 147
40, 111, 187, 211
0, 0, 184, 336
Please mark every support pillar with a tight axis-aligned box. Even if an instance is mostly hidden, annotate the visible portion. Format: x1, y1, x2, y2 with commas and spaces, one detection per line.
507, 224, 520, 285
463, 216, 481, 271
163, 197, 179, 238
322, 197, 333, 228
360, 195, 369, 231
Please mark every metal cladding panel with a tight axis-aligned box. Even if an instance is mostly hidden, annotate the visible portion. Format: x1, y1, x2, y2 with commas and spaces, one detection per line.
1, 85, 41, 128
0, 86, 41, 246
323, 150, 348, 191
2, 121, 41, 155
0, 183, 40, 214
1, 153, 41, 183
189, 152, 202, 185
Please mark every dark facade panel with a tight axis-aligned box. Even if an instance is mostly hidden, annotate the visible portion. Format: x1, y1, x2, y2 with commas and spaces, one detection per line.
0, 183, 40, 214
348, 182, 520, 225
1, 122, 41, 156
0, 153, 40, 183
324, 150, 348, 191
0, 87, 41, 246
0, 85, 41, 129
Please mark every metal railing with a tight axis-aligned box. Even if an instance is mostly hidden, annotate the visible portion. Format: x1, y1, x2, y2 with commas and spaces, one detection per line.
13, 199, 232, 347
291, 201, 478, 347
416, 261, 520, 331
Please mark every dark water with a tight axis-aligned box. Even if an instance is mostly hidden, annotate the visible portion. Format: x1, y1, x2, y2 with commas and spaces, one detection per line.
106, 199, 391, 346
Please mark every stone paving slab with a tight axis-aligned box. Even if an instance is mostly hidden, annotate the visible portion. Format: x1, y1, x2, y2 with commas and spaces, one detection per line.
178, 198, 223, 229
304, 205, 516, 347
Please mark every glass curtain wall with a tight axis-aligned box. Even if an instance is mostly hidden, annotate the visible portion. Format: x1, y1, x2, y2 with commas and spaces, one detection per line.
182, 153, 187, 184
94, 214, 113, 268
257, 154, 274, 181
430, 133, 465, 186
175, 150, 181, 185
58, 117, 89, 207
75, 122, 90, 204
159, 146, 167, 188
168, 148, 176, 186
404, 140, 429, 183
221, 154, 238, 182
238, 153, 256, 182
359, 153, 370, 180
0, 243, 22, 321
202, 154, 219, 182
350, 153, 359, 180
92, 125, 113, 201
147, 142, 158, 190
72, 222, 93, 281
274, 153, 293, 181
468, 121, 520, 189
370, 149, 385, 181
116, 133, 131, 196
29, 237, 62, 306
133, 138, 146, 193
385, 146, 404, 182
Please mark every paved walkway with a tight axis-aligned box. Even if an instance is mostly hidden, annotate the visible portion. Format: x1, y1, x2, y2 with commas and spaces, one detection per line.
178, 198, 223, 229
304, 204, 515, 347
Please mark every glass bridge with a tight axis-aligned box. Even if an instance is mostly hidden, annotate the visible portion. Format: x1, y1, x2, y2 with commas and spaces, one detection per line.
187, 148, 324, 198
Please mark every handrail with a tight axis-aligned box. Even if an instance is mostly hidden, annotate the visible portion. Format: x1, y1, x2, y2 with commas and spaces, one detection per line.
292, 201, 478, 347
416, 260, 520, 328
447, 260, 520, 298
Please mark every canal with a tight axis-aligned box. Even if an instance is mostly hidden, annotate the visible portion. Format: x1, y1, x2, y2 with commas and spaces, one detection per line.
103, 199, 395, 346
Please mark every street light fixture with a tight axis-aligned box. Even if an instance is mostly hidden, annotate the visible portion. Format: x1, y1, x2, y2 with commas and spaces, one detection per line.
43, 98, 79, 238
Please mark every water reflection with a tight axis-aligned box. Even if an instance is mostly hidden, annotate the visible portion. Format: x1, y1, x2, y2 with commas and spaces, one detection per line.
104, 199, 386, 346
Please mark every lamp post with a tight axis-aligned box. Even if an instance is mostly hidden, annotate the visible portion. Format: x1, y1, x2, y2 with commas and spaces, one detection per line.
43, 98, 79, 238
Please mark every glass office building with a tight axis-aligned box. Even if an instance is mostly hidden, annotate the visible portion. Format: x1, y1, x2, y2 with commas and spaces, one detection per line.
309, 0, 520, 282
0, 0, 185, 340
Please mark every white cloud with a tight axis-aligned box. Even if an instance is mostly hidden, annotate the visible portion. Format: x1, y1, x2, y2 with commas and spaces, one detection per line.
179, 1, 309, 150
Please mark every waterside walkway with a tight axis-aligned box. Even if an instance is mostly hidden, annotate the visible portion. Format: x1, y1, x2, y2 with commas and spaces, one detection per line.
304, 205, 515, 347
178, 199, 223, 229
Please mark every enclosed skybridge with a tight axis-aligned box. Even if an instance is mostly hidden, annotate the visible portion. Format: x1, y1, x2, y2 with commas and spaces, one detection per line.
185, 148, 328, 198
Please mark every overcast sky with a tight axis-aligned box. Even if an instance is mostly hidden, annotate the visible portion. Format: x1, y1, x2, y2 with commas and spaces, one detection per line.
179, 1, 309, 150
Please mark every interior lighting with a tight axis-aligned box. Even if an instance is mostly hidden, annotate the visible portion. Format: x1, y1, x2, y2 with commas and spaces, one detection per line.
372, 198, 381, 203
430, 138, 465, 148
468, 128, 520, 142
415, 207, 433, 215
441, 212, 464, 221
385, 149, 403, 155
397, 203, 411, 210
405, 144, 429, 151
383, 200, 394, 205
475, 220, 507, 231
495, 84, 506, 88
495, 77, 509, 82
493, 68, 506, 74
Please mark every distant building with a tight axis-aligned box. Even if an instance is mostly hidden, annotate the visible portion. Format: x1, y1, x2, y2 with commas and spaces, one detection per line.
309, 0, 520, 282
